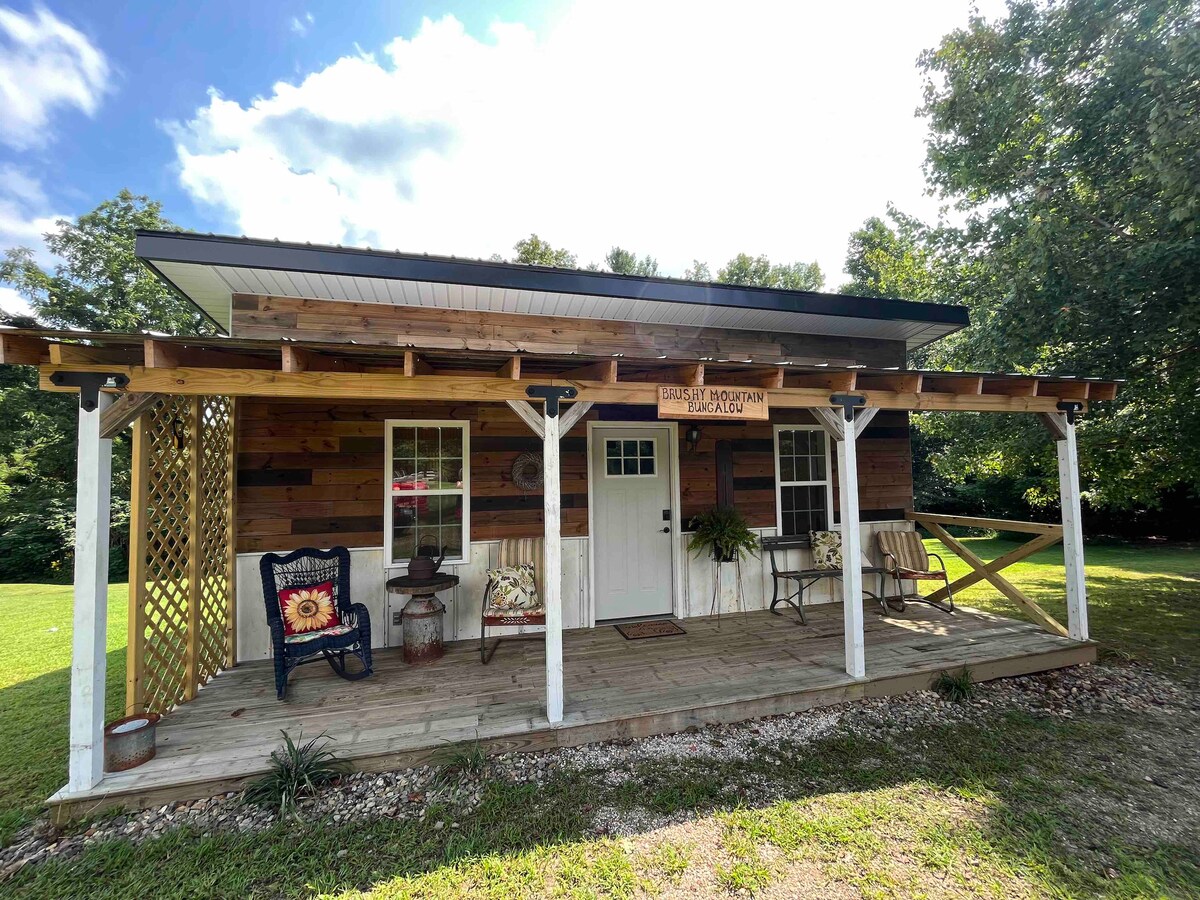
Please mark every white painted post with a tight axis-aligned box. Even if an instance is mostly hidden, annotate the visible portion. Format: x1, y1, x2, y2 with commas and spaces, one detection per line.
1056, 415, 1089, 641
838, 413, 866, 678
69, 392, 114, 792
542, 409, 564, 724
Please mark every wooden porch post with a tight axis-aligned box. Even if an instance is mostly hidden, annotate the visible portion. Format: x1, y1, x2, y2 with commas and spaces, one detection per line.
836, 408, 866, 678
542, 407, 564, 724
69, 391, 114, 792
1056, 410, 1089, 641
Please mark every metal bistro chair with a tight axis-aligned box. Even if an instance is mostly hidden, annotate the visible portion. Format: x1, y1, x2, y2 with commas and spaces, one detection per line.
876, 530, 955, 614
762, 533, 887, 624
480, 537, 545, 664
259, 546, 373, 699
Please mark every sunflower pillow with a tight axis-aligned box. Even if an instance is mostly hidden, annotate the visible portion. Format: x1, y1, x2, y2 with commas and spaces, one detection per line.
277, 580, 341, 635
486, 564, 540, 610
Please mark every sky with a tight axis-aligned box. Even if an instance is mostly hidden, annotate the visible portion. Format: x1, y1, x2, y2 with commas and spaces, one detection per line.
0, 0, 1010, 318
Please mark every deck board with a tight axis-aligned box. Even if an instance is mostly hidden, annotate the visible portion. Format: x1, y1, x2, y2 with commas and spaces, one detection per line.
50, 603, 1094, 818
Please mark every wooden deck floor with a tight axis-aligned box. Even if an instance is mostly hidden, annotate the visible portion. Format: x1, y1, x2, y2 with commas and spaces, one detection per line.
52, 602, 1094, 817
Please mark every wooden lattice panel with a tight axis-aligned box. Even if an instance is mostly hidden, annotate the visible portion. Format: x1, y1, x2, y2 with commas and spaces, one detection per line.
127, 395, 236, 715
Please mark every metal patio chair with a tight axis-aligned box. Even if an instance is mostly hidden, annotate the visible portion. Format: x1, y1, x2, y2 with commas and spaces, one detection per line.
259, 546, 373, 699
876, 530, 955, 614
480, 537, 545, 664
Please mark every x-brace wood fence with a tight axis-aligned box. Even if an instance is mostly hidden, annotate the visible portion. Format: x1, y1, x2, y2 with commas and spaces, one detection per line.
906, 511, 1067, 636
126, 395, 237, 715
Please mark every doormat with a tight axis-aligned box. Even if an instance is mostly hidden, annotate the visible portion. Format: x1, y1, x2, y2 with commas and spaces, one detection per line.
614, 620, 687, 641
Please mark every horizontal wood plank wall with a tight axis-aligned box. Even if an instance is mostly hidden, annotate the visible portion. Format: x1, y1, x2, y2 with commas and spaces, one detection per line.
230, 294, 907, 368
678, 410, 913, 527
236, 400, 594, 554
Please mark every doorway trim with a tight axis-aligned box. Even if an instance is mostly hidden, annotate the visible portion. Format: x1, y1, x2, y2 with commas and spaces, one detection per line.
585, 421, 683, 627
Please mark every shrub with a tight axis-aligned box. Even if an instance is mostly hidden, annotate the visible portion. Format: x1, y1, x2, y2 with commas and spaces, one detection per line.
244, 730, 345, 815
933, 667, 976, 703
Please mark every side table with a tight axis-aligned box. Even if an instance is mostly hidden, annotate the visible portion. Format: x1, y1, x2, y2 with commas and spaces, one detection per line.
386, 573, 460, 664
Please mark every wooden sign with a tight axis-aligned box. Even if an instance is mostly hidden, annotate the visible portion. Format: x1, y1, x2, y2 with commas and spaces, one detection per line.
657, 385, 769, 420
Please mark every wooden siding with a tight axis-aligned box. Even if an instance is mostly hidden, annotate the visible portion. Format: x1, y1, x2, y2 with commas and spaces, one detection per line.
230, 294, 907, 368
235, 400, 594, 554
235, 403, 914, 554
678, 410, 914, 527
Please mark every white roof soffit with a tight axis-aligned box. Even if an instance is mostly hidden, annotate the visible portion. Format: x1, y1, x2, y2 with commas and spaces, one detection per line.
136, 232, 970, 350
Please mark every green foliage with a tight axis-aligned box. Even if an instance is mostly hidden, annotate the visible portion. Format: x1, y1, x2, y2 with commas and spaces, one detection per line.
510, 233, 577, 268
839, 208, 941, 303
907, 0, 1200, 515
715, 252, 825, 291
605, 246, 660, 276
682, 259, 711, 281
0, 191, 206, 580
686, 506, 759, 562
932, 667, 976, 703
244, 730, 346, 815
434, 741, 488, 787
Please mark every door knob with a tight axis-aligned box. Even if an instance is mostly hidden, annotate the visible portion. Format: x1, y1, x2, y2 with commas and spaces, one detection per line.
661, 526, 671, 533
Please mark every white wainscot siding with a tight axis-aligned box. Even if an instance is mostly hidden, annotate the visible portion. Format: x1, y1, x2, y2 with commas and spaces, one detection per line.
678, 522, 917, 619
235, 539, 588, 663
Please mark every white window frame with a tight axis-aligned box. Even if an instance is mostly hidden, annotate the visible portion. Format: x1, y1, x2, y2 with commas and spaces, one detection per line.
601, 435, 660, 479
773, 424, 834, 536
383, 419, 470, 567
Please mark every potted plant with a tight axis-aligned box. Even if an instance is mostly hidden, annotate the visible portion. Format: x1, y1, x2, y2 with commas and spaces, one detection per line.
687, 506, 759, 563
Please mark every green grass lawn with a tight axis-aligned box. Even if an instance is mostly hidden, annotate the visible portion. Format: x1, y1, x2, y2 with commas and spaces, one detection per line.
0, 539, 1197, 898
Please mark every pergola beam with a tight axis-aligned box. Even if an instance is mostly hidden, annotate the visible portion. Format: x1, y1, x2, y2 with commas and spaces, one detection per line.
280, 345, 364, 373
561, 359, 618, 383
99, 391, 162, 439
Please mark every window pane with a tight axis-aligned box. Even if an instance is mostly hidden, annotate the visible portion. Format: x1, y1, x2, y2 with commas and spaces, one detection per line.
794, 455, 811, 482
416, 458, 438, 487
440, 428, 462, 457
623, 458, 637, 475
606, 458, 621, 475
622, 440, 637, 456
394, 428, 416, 461
417, 427, 440, 457
811, 508, 828, 531
392, 525, 415, 563
606, 440, 620, 458
779, 431, 794, 456
639, 457, 655, 475
638, 440, 654, 457
811, 451, 826, 481
779, 456, 794, 483
439, 524, 464, 557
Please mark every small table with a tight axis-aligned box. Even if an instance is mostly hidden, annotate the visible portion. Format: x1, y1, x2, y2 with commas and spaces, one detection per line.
386, 573, 460, 665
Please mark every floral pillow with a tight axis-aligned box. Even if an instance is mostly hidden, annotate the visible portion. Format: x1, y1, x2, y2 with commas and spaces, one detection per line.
810, 531, 843, 569
277, 581, 340, 636
486, 564, 540, 610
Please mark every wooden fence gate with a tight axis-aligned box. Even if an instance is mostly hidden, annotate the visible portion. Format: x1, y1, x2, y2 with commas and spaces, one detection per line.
126, 395, 237, 715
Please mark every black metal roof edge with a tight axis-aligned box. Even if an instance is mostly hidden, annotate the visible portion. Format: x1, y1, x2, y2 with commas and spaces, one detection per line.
134, 230, 971, 329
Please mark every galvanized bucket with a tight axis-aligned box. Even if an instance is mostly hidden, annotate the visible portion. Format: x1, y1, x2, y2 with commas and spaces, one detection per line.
104, 713, 160, 772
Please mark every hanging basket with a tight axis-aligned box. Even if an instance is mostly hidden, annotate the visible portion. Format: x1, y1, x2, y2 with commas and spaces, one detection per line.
511, 451, 544, 491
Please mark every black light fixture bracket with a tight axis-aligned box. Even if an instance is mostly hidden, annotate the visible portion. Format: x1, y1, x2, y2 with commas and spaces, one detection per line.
525, 385, 578, 418
49, 372, 131, 412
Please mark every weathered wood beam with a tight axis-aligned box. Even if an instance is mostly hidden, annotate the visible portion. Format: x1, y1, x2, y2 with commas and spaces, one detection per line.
925, 530, 1063, 604
905, 510, 1062, 535
558, 400, 594, 434
786, 371, 857, 391
497, 355, 521, 380
707, 367, 785, 389
99, 392, 162, 439
853, 406, 880, 438
1037, 379, 1089, 400
280, 345, 364, 373
403, 351, 434, 377
1056, 414, 1089, 641
809, 406, 845, 441
143, 338, 274, 370
982, 377, 1037, 397
922, 374, 984, 394
838, 411, 865, 678
0, 333, 48, 365
1037, 411, 1068, 441
920, 519, 1069, 637
655, 363, 704, 386
505, 399, 545, 438
50, 344, 143, 366
38, 365, 1084, 413
1087, 382, 1119, 401
855, 373, 921, 393
560, 359, 618, 383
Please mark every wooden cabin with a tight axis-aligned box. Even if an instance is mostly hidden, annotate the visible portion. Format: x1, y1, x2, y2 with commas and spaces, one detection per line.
0, 230, 1119, 817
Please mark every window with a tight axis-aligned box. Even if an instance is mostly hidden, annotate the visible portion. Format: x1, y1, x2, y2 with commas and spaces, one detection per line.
774, 426, 832, 536
604, 438, 657, 477
384, 421, 469, 566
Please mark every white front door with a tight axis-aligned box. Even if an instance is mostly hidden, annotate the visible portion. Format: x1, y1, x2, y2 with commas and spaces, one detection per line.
591, 426, 674, 620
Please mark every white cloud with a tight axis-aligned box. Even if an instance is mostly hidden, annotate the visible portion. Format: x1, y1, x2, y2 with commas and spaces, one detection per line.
171, 1, 1007, 285
0, 285, 33, 319
0, 165, 63, 267
289, 12, 314, 36
0, 5, 110, 150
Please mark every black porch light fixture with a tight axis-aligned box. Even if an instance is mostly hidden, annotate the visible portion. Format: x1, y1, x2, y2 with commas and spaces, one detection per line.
685, 423, 702, 453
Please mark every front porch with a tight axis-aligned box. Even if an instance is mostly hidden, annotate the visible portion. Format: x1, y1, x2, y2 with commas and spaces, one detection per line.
50, 601, 1094, 818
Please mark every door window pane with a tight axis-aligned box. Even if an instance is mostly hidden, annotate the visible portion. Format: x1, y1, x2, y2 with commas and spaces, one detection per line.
604, 437, 657, 477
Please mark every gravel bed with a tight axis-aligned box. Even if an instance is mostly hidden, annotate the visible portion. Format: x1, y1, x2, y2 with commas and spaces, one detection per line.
1, 661, 1189, 880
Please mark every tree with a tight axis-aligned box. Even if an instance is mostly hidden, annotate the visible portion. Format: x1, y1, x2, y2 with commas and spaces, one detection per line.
511, 234, 577, 268
1, 190, 213, 335
0, 191, 207, 580
682, 260, 711, 281
912, 0, 1200, 519
716, 253, 825, 291
605, 246, 660, 277
839, 209, 940, 302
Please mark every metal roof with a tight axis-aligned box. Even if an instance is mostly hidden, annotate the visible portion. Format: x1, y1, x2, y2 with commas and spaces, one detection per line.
135, 230, 970, 351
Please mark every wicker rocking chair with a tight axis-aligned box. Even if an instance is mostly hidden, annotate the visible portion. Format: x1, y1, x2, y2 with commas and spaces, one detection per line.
876, 531, 955, 615
259, 546, 373, 699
